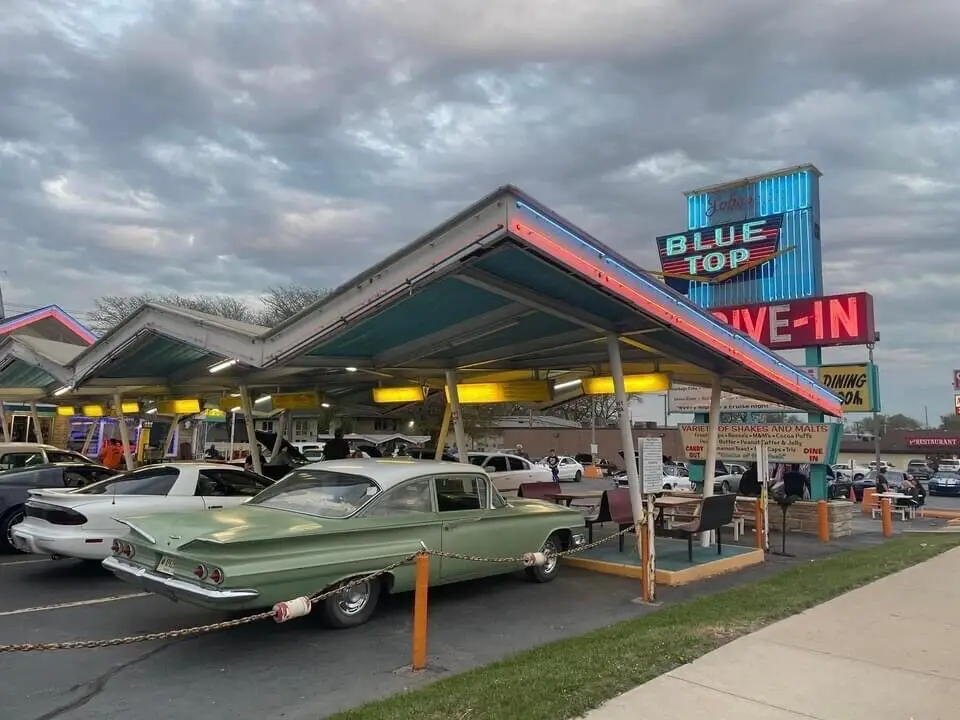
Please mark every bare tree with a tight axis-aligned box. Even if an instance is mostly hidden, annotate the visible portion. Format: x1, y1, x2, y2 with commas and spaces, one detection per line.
88, 286, 329, 335
256, 285, 329, 326
551, 395, 637, 426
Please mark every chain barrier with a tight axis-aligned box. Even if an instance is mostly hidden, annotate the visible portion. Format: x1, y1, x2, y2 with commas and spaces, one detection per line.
0, 524, 638, 654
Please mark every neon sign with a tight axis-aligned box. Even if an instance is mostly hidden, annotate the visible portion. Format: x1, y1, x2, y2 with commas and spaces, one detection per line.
705, 188, 755, 223
710, 292, 875, 351
656, 214, 784, 282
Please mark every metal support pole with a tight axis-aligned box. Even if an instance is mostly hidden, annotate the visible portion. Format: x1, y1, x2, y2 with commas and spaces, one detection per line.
114, 394, 135, 470
81, 421, 97, 456
228, 411, 237, 460
29, 401, 44, 444
271, 410, 287, 459
0, 401, 9, 442
868, 344, 881, 470
434, 404, 452, 461
239, 385, 262, 475
444, 370, 470, 464
162, 416, 181, 459
606, 335, 642, 528
702, 375, 722, 547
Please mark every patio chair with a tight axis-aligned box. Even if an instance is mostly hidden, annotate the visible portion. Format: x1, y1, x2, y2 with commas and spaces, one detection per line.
672, 493, 737, 562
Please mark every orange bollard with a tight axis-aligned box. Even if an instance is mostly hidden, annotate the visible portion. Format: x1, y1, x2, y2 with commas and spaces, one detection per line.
411, 553, 430, 670
640, 521, 650, 603
881, 498, 894, 537
754, 498, 765, 550
817, 500, 830, 542
861, 488, 876, 516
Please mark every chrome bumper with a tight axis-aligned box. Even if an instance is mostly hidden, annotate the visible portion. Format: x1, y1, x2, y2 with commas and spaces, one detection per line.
102, 556, 260, 605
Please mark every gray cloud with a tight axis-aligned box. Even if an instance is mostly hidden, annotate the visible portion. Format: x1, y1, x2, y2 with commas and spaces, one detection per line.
1, 0, 958, 419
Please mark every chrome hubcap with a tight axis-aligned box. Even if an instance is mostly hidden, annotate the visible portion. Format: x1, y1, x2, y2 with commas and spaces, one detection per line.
336, 581, 371, 616
542, 540, 559, 574
6, 512, 23, 548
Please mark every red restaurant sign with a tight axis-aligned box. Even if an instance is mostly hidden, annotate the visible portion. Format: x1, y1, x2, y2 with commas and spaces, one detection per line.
905, 435, 960, 449
711, 292, 875, 351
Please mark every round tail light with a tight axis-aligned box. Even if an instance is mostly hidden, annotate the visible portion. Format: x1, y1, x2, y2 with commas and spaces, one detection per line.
111, 539, 121, 554
120, 542, 135, 559
193, 564, 208, 580
208, 567, 224, 585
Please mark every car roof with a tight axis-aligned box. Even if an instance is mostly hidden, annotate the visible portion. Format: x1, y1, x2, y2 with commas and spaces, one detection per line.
297, 458, 482, 491
0, 443, 59, 451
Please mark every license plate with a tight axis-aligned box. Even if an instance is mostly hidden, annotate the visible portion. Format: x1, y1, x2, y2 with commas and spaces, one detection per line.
156, 555, 177, 575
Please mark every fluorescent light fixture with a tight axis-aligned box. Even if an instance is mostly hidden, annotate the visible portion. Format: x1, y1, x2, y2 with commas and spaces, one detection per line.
146, 407, 158, 414
120, 401, 140, 414
209, 359, 239, 373
53, 386, 72, 396
230, 406, 242, 412
581, 373, 672, 395
321, 402, 331, 408
56, 406, 76, 417
255, 395, 272, 404
372, 386, 426, 403
553, 378, 583, 391
345, 366, 358, 372
229, 392, 241, 397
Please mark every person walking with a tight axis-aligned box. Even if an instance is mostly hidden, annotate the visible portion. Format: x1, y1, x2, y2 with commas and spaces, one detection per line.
546, 449, 560, 484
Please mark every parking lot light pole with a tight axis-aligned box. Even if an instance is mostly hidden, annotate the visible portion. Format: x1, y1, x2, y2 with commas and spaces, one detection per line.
606, 335, 641, 527
701, 376, 722, 547
113, 393, 135, 470
238, 384, 262, 475
444, 369, 470, 464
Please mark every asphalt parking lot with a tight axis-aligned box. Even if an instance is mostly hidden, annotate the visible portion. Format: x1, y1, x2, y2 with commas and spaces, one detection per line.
2, 489, 955, 720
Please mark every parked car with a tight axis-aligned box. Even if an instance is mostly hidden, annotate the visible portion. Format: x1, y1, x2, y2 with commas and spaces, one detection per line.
102, 459, 587, 627
937, 458, 960, 473
906, 459, 932, 482
826, 465, 853, 500
833, 462, 871, 482
613, 462, 692, 492
11, 463, 274, 561
0, 443, 94, 472
466, 452, 551, 492
536, 456, 584, 482
927, 471, 960, 496
406, 447, 458, 462
851, 470, 909, 502
0, 462, 116, 552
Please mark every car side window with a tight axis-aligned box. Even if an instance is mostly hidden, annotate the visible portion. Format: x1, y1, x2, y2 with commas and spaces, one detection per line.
0, 452, 43, 470
435, 475, 489, 512
364, 478, 434, 517
47, 451, 89, 464
484, 456, 509, 473
199, 469, 273, 497
507, 456, 526, 472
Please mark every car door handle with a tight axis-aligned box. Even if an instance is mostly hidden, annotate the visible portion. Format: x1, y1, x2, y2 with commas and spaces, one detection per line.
207, 505, 223, 509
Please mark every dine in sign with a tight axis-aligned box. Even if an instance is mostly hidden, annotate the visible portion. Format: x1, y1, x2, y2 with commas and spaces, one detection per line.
678, 424, 834, 464
656, 214, 784, 281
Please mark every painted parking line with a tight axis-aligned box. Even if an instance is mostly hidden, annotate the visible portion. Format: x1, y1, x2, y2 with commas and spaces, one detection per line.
0, 558, 52, 567
0, 592, 151, 617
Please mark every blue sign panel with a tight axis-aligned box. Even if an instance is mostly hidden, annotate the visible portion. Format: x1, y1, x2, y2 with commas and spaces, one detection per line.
680, 165, 823, 308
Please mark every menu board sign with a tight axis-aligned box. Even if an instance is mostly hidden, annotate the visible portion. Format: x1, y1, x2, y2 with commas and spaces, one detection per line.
639, 437, 664, 495
678, 424, 832, 464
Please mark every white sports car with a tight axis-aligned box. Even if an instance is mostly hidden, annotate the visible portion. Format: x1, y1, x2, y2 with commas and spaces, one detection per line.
11, 463, 273, 561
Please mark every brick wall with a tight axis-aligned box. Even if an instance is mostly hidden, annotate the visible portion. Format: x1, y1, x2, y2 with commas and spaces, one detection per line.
754, 500, 854, 538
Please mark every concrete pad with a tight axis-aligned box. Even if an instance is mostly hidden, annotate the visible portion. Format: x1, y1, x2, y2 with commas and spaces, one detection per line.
577, 674, 811, 720
668, 637, 960, 720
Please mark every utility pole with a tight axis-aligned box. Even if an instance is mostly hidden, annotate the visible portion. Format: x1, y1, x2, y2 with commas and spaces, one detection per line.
868, 341, 881, 469
0, 272, 6, 321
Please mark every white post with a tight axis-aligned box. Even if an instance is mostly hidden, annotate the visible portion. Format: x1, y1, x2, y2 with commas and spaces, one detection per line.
444, 370, 470, 464
606, 335, 642, 528
271, 410, 287, 459
228, 411, 236, 460
762, 445, 771, 552
162, 416, 181, 459
29, 401, 44, 444
239, 385, 262, 475
0, 401, 9, 442
701, 375, 722, 547
81, 421, 97, 456
113, 394, 135, 470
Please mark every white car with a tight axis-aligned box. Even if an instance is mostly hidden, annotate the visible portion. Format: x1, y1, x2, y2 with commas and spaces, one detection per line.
833, 462, 871, 481
536, 456, 585, 482
467, 452, 552, 492
0, 442, 93, 471
11, 463, 273, 561
938, 458, 960, 472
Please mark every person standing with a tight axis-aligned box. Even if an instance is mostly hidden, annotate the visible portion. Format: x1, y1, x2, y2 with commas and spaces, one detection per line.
98, 438, 125, 470
546, 449, 560, 484
323, 428, 351, 460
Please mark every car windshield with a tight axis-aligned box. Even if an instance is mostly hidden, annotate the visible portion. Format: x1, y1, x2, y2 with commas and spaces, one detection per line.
247, 469, 381, 518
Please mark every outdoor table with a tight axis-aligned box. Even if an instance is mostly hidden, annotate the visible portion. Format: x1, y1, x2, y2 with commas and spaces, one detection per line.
874, 492, 918, 519
653, 495, 702, 528
546, 490, 606, 507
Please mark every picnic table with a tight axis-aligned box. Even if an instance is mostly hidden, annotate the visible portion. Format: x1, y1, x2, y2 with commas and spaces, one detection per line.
873, 492, 917, 520
653, 495, 702, 529
546, 490, 606, 507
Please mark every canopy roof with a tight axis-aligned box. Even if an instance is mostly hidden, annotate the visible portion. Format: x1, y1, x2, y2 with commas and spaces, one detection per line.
5, 186, 842, 417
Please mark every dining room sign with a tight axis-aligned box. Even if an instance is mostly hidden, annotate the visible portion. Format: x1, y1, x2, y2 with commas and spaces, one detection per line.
678, 423, 834, 464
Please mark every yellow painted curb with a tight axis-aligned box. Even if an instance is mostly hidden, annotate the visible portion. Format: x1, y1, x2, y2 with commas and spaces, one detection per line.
563, 548, 765, 586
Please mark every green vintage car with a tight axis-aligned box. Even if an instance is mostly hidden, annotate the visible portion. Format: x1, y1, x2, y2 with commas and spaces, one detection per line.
102, 459, 587, 628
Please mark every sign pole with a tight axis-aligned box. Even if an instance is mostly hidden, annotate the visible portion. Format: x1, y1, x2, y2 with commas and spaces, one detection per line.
804, 347, 827, 500
868, 343, 881, 471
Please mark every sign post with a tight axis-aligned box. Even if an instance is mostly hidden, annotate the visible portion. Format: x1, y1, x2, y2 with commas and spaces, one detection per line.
639, 437, 662, 604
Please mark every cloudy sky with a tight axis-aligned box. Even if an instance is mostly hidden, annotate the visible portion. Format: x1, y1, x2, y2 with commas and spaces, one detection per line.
2, 1, 958, 421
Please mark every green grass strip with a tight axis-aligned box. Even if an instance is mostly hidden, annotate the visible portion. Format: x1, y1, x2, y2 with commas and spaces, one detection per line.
330, 534, 960, 720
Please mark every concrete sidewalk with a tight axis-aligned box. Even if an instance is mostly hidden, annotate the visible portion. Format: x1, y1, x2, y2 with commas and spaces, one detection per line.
579, 546, 960, 720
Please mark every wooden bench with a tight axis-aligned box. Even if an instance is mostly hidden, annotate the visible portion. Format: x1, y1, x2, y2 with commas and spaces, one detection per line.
585, 489, 634, 552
